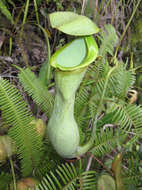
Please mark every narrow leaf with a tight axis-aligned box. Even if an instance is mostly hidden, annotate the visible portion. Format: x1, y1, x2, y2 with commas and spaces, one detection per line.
0, 0, 14, 24
112, 153, 124, 190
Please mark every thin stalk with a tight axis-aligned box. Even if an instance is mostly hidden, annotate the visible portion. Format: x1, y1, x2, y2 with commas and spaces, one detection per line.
97, 0, 112, 20
96, 0, 106, 17
92, 64, 117, 135
19, 0, 30, 67
79, 159, 82, 173
76, 64, 118, 157
81, 0, 88, 15
33, 0, 40, 26
95, 0, 107, 20
76, 138, 94, 157
46, 39, 51, 84
93, 0, 98, 19
9, 157, 17, 190
92, 63, 117, 128
132, 65, 142, 71
14, 4, 25, 29
114, 0, 141, 58
111, 0, 122, 25
9, 37, 12, 56
97, 66, 117, 115
37, 25, 51, 84
85, 154, 93, 171
20, 0, 29, 40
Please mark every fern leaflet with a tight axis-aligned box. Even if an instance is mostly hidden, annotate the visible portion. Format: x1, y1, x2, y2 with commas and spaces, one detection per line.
91, 128, 126, 157
18, 67, 54, 117
0, 78, 43, 176
112, 103, 142, 132
99, 24, 118, 56
35, 163, 96, 190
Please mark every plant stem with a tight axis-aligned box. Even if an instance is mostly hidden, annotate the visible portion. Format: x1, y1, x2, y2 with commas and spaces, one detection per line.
33, 0, 40, 26
19, 0, 30, 68
95, 0, 111, 21
20, 0, 29, 40
37, 25, 51, 84
9, 157, 17, 190
92, 65, 117, 136
46, 39, 51, 84
9, 37, 12, 56
81, 0, 88, 15
98, 66, 116, 114
76, 138, 94, 157
76, 65, 118, 157
98, 0, 112, 20
85, 154, 93, 171
114, 0, 141, 58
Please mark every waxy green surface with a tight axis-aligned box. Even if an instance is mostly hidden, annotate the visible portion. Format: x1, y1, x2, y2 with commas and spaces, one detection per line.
50, 36, 98, 71
48, 35, 99, 158
49, 11, 99, 36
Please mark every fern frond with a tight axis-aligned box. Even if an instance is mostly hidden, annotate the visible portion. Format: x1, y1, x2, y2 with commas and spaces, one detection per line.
112, 103, 142, 133
74, 60, 136, 149
36, 163, 96, 190
18, 68, 54, 117
75, 84, 91, 128
99, 24, 118, 56
91, 128, 126, 157
111, 65, 135, 99
88, 95, 99, 119
124, 172, 142, 187
85, 62, 135, 120
37, 139, 62, 177
0, 78, 43, 176
86, 60, 108, 82
74, 61, 109, 130
123, 153, 142, 187
75, 86, 90, 115
95, 63, 134, 98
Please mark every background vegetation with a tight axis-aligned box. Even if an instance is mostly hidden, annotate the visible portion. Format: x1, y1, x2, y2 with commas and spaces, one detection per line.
0, 0, 142, 189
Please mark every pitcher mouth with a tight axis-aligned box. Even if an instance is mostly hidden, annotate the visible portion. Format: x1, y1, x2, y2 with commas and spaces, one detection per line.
50, 36, 98, 71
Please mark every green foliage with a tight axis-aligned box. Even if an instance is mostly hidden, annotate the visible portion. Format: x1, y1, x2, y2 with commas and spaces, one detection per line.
0, 3, 142, 188
122, 152, 142, 189
10, 22, 141, 189
36, 162, 96, 190
74, 24, 119, 130
37, 138, 62, 177
99, 24, 118, 56
0, 0, 14, 24
36, 0, 43, 6
0, 78, 43, 176
18, 67, 54, 117
112, 103, 142, 133
111, 65, 135, 99
74, 83, 91, 131
0, 172, 12, 190
74, 25, 135, 139
91, 129, 126, 157
75, 58, 139, 149
131, 19, 142, 44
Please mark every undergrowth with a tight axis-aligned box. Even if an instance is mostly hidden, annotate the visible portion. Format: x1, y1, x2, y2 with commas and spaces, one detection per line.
0, 0, 142, 190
